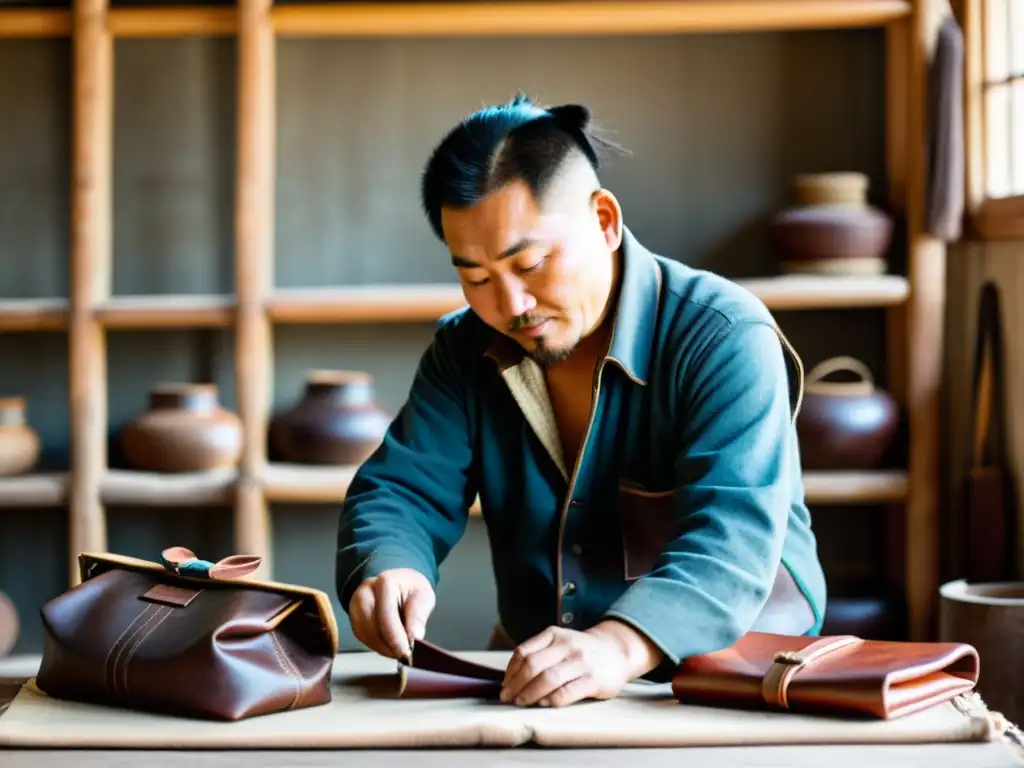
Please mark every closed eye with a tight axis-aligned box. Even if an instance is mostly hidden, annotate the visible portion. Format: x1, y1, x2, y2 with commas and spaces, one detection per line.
520, 256, 547, 273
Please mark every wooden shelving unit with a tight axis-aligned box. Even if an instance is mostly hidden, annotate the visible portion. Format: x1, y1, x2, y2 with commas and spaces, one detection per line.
0, 0, 945, 641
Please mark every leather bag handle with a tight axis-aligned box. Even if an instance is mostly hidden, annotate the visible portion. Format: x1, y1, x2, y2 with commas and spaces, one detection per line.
160, 546, 262, 580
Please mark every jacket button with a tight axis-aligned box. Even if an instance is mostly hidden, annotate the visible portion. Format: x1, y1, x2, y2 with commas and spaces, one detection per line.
569, 543, 583, 556
561, 611, 574, 625
562, 581, 577, 596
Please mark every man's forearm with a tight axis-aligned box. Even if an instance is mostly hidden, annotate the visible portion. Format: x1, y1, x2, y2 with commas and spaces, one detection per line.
586, 618, 665, 679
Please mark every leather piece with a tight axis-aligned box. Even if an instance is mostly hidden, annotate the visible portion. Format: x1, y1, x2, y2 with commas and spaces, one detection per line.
398, 640, 504, 698
399, 633, 980, 721
672, 631, 980, 720
35, 552, 336, 721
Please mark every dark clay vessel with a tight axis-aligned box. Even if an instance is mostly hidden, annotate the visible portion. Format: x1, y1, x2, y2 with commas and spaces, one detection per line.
121, 383, 243, 473
796, 356, 899, 470
269, 370, 392, 465
770, 172, 893, 275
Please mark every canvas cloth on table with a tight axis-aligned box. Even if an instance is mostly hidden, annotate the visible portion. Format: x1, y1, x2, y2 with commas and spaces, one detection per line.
0, 650, 1013, 750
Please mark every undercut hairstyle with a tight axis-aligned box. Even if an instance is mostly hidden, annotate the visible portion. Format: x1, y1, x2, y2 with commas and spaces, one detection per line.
420, 93, 626, 241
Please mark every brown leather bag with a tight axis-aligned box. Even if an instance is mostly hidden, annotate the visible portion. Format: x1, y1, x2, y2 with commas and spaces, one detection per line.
671, 631, 980, 719
35, 547, 339, 721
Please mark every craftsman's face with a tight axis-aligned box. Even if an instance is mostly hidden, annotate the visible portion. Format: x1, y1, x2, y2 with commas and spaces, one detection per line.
441, 179, 622, 365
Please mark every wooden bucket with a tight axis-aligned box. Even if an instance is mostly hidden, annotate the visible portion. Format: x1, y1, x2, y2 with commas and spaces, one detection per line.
939, 579, 1024, 727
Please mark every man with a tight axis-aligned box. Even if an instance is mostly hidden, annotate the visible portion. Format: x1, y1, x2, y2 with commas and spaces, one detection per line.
336, 94, 827, 709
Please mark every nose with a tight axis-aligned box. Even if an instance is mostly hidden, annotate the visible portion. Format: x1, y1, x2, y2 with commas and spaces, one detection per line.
496, 277, 536, 319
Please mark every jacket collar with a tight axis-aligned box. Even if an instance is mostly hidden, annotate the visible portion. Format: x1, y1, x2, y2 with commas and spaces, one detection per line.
484, 225, 662, 386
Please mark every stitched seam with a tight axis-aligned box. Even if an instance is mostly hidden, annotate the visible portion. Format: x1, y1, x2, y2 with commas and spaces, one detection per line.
121, 606, 172, 700
269, 629, 302, 710
110, 605, 166, 700
104, 604, 154, 700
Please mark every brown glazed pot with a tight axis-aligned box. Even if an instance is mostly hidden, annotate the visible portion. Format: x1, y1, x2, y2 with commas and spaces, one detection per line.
796, 356, 899, 470
0, 397, 40, 477
121, 383, 242, 473
269, 370, 391, 465
770, 172, 893, 276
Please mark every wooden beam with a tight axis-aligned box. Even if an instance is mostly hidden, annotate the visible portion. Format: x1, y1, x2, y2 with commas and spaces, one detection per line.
101, 469, 236, 506
0, 300, 68, 332
272, 1, 911, 37
95, 295, 234, 328
68, 0, 112, 586
0, 9, 71, 38
107, 7, 237, 37
234, 0, 275, 576
903, 0, 947, 641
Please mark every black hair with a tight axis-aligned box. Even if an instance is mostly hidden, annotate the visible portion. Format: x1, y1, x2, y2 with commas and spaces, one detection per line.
419, 92, 625, 241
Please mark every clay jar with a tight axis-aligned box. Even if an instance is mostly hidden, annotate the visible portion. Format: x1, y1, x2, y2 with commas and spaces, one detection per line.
796, 356, 899, 470
121, 383, 242, 473
0, 589, 18, 657
0, 397, 40, 476
269, 370, 391, 466
769, 172, 893, 276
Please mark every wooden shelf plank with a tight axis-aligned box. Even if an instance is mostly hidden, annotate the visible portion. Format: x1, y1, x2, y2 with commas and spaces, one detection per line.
0, 0, 914, 41
267, 275, 908, 324
96, 295, 235, 328
263, 463, 357, 503
0, 299, 68, 332
803, 470, 908, 505
272, 1, 911, 37
108, 7, 237, 37
265, 463, 905, 509
100, 468, 238, 506
740, 274, 910, 309
263, 463, 484, 514
0, 9, 71, 38
267, 284, 467, 323
0, 473, 70, 507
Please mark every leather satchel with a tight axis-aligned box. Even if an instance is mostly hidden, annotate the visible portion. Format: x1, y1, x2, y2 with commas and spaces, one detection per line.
398, 632, 980, 720
34, 547, 339, 721
671, 631, 980, 719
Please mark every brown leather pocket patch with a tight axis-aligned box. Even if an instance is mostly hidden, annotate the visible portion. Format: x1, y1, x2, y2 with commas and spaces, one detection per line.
619, 482, 678, 581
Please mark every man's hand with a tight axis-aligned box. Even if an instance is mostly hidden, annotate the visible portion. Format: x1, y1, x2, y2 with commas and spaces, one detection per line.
348, 568, 435, 661
500, 620, 664, 708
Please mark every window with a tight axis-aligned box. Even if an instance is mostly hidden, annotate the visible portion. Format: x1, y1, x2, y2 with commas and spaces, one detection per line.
965, 0, 1024, 237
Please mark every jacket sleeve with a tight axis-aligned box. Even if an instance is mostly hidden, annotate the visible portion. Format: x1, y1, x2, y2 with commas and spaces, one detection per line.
335, 317, 478, 612
602, 318, 804, 670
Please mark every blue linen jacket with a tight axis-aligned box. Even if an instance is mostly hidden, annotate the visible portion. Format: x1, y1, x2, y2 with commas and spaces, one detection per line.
336, 227, 827, 681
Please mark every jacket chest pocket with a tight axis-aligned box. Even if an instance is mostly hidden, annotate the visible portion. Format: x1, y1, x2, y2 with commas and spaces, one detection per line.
618, 481, 678, 581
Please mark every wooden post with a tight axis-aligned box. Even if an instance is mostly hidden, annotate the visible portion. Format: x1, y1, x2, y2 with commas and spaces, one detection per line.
903, 0, 947, 640
234, 0, 274, 576
885, 18, 910, 618
68, 0, 112, 585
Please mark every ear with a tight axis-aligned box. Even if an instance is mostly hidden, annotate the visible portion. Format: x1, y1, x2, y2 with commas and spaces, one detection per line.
592, 188, 623, 251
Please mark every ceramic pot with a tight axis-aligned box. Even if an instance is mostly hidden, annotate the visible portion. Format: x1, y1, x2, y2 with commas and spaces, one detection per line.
939, 580, 1024, 727
269, 370, 391, 465
769, 172, 893, 276
0, 397, 40, 477
121, 383, 242, 473
0, 589, 17, 657
796, 356, 899, 470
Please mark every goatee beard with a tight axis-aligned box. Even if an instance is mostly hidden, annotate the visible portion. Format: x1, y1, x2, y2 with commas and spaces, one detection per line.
529, 339, 574, 366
